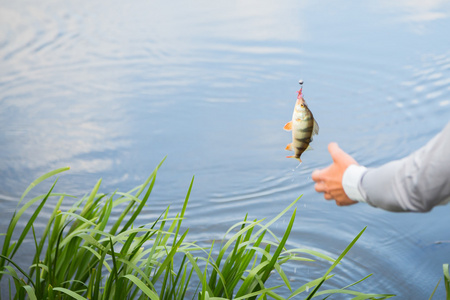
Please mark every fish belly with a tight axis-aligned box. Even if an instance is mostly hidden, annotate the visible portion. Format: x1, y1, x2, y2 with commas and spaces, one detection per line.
292, 116, 314, 158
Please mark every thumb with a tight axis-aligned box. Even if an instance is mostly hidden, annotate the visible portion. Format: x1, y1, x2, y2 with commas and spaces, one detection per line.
328, 142, 344, 162
328, 142, 357, 165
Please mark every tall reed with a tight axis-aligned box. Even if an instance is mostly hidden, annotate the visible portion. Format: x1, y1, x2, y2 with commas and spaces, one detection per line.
0, 160, 394, 299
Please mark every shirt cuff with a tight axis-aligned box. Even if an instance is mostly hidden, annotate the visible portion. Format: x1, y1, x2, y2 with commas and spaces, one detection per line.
342, 164, 367, 203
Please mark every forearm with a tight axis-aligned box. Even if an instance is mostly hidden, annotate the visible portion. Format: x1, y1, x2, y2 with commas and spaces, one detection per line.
345, 122, 450, 212
362, 159, 426, 212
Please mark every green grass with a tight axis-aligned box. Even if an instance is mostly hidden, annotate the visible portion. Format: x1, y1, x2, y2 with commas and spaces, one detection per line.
429, 264, 450, 300
0, 159, 395, 299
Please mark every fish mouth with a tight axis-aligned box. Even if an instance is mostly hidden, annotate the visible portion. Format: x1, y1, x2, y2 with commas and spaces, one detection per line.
296, 97, 305, 106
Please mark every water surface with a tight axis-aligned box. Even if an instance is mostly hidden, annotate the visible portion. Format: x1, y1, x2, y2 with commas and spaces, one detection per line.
1, 0, 450, 298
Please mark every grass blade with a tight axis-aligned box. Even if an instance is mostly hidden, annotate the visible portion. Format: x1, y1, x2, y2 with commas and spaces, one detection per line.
288, 275, 334, 299
122, 274, 159, 300
53, 287, 89, 300
0, 181, 57, 276
305, 227, 367, 299
444, 263, 450, 300
174, 176, 193, 245
253, 194, 301, 238
324, 227, 367, 278
0, 256, 36, 289
18, 167, 70, 206
429, 278, 441, 300
313, 289, 395, 298
261, 208, 296, 284
22, 285, 37, 300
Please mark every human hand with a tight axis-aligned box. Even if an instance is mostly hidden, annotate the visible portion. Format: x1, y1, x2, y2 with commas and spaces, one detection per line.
312, 143, 359, 206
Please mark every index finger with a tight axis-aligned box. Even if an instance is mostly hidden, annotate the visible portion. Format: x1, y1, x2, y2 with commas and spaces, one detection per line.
311, 168, 327, 182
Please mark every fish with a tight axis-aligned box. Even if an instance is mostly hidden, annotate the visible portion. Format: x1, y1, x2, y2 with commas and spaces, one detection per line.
283, 81, 319, 162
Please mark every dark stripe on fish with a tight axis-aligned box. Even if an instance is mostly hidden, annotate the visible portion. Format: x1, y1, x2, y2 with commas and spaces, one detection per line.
295, 137, 311, 143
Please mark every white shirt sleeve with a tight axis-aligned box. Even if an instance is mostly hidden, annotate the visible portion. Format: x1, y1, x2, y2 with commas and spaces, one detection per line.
342, 164, 367, 203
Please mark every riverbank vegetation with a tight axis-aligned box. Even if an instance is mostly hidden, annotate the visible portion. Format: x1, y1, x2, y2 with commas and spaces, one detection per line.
0, 159, 411, 299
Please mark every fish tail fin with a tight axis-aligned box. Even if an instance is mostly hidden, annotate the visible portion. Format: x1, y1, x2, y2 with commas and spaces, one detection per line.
286, 155, 302, 163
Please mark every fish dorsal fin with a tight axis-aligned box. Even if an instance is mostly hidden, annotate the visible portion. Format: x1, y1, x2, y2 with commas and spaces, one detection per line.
312, 119, 319, 136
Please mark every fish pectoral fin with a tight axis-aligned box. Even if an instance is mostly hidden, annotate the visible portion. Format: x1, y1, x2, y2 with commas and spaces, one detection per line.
312, 119, 319, 136
283, 121, 293, 131
285, 143, 293, 151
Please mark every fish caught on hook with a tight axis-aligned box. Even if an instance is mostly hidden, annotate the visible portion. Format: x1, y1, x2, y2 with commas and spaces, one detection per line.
283, 80, 319, 163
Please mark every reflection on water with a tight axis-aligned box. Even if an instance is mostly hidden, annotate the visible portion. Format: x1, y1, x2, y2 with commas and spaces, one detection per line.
1, 0, 450, 298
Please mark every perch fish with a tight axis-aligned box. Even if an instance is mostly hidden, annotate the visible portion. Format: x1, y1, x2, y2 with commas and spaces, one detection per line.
283, 81, 319, 162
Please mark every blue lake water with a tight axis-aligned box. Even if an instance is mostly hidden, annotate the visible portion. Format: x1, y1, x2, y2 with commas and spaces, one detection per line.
1, 0, 450, 298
